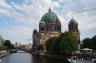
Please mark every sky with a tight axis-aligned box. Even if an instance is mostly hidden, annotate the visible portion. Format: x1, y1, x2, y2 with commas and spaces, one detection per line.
0, 0, 96, 44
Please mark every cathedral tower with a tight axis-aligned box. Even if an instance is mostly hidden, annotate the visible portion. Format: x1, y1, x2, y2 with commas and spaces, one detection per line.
32, 29, 40, 52
68, 18, 80, 44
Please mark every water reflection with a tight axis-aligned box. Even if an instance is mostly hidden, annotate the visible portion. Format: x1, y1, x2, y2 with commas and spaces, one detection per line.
33, 55, 70, 63
3, 53, 70, 63
3, 53, 32, 63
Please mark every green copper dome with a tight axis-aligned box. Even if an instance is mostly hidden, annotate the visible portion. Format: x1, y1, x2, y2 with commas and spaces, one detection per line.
33, 29, 38, 33
69, 18, 77, 24
40, 9, 60, 23
39, 20, 45, 24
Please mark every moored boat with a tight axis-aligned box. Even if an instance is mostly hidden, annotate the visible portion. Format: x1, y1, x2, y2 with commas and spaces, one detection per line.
7, 49, 17, 53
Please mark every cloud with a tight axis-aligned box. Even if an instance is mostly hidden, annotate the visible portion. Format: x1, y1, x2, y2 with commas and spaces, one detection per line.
0, 26, 32, 43
0, 0, 52, 44
75, 11, 96, 40
51, 1, 60, 8
81, 0, 96, 8
54, 0, 96, 39
0, 0, 12, 8
0, 0, 51, 22
0, 0, 96, 44
76, 12, 96, 31
0, 0, 53, 30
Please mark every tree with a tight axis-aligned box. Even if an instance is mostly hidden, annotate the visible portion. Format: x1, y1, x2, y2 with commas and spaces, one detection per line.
58, 32, 78, 54
0, 46, 8, 50
91, 35, 96, 50
45, 37, 58, 53
4, 40, 11, 48
4, 40, 14, 49
82, 38, 91, 49
37, 44, 44, 50
45, 32, 78, 54
10, 44, 15, 49
82, 35, 96, 50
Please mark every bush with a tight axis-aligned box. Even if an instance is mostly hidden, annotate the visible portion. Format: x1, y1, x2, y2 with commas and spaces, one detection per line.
37, 44, 45, 50
0, 46, 8, 50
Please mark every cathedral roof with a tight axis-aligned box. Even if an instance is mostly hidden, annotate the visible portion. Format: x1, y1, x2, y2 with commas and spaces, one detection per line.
40, 8, 60, 23
69, 18, 77, 24
33, 29, 38, 33
39, 20, 45, 24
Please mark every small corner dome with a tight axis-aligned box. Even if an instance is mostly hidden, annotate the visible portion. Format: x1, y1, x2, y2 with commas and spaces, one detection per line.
33, 29, 38, 33
39, 21, 45, 24
69, 18, 77, 24
40, 8, 60, 23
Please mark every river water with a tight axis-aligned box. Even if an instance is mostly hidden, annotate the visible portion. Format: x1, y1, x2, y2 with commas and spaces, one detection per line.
3, 52, 70, 63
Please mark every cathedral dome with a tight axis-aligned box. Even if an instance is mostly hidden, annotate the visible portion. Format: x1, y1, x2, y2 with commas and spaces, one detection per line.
33, 29, 38, 34
39, 21, 45, 24
40, 8, 60, 23
69, 18, 77, 24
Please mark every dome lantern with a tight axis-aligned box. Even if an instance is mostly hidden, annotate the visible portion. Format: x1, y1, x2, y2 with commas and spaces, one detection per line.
49, 8, 51, 12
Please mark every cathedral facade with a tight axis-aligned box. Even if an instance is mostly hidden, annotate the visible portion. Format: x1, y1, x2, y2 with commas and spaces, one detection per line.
32, 8, 80, 51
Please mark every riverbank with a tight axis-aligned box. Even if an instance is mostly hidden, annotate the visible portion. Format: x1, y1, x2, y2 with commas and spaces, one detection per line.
0, 51, 9, 63
0, 52, 9, 58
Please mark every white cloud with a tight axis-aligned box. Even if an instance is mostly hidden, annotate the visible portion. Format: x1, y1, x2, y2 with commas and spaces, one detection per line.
0, 0, 12, 16
0, 0, 12, 9
75, 8, 96, 32
58, 0, 65, 3
0, 26, 32, 44
0, 0, 96, 43
0, 0, 51, 23
0, 0, 52, 44
51, 1, 60, 8
81, 0, 96, 8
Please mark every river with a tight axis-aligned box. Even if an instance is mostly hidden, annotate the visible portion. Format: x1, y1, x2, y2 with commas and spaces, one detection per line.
3, 52, 70, 63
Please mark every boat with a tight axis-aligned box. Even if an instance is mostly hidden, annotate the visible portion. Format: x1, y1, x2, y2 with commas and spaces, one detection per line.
67, 59, 91, 63
92, 59, 96, 63
7, 49, 17, 53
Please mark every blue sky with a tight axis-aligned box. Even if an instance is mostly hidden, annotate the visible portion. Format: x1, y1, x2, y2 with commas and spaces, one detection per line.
0, 0, 96, 44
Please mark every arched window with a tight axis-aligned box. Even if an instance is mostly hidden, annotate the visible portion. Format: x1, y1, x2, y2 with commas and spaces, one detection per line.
42, 27, 44, 31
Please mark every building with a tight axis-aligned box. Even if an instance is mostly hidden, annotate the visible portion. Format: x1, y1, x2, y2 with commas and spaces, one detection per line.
39, 8, 61, 44
20, 43, 32, 51
15, 42, 21, 48
32, 8, 80, 51
68, 18, 80, 44
33, 8, 61, 51
0, 36, 4, 46
33, 29, 41, 51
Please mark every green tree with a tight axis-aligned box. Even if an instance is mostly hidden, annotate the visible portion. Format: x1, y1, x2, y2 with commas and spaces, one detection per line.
0, 46, 8, 50
4, 40, 11, 48
91, 35, 96, 49
45, 32, 78, 54
37, 44, 44, 50
82, 35, 96, 50
45, 37, 58, 53
10, 44, 15, 49
82, 38, 91, 49
58, 32, 78, 54
4, 40, 14, 49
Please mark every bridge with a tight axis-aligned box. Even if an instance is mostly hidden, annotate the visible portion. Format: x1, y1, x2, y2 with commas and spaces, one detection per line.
7, 48, 32, 53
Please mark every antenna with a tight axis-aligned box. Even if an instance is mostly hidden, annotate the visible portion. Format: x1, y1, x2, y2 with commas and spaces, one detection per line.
72, 12, 74, 19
